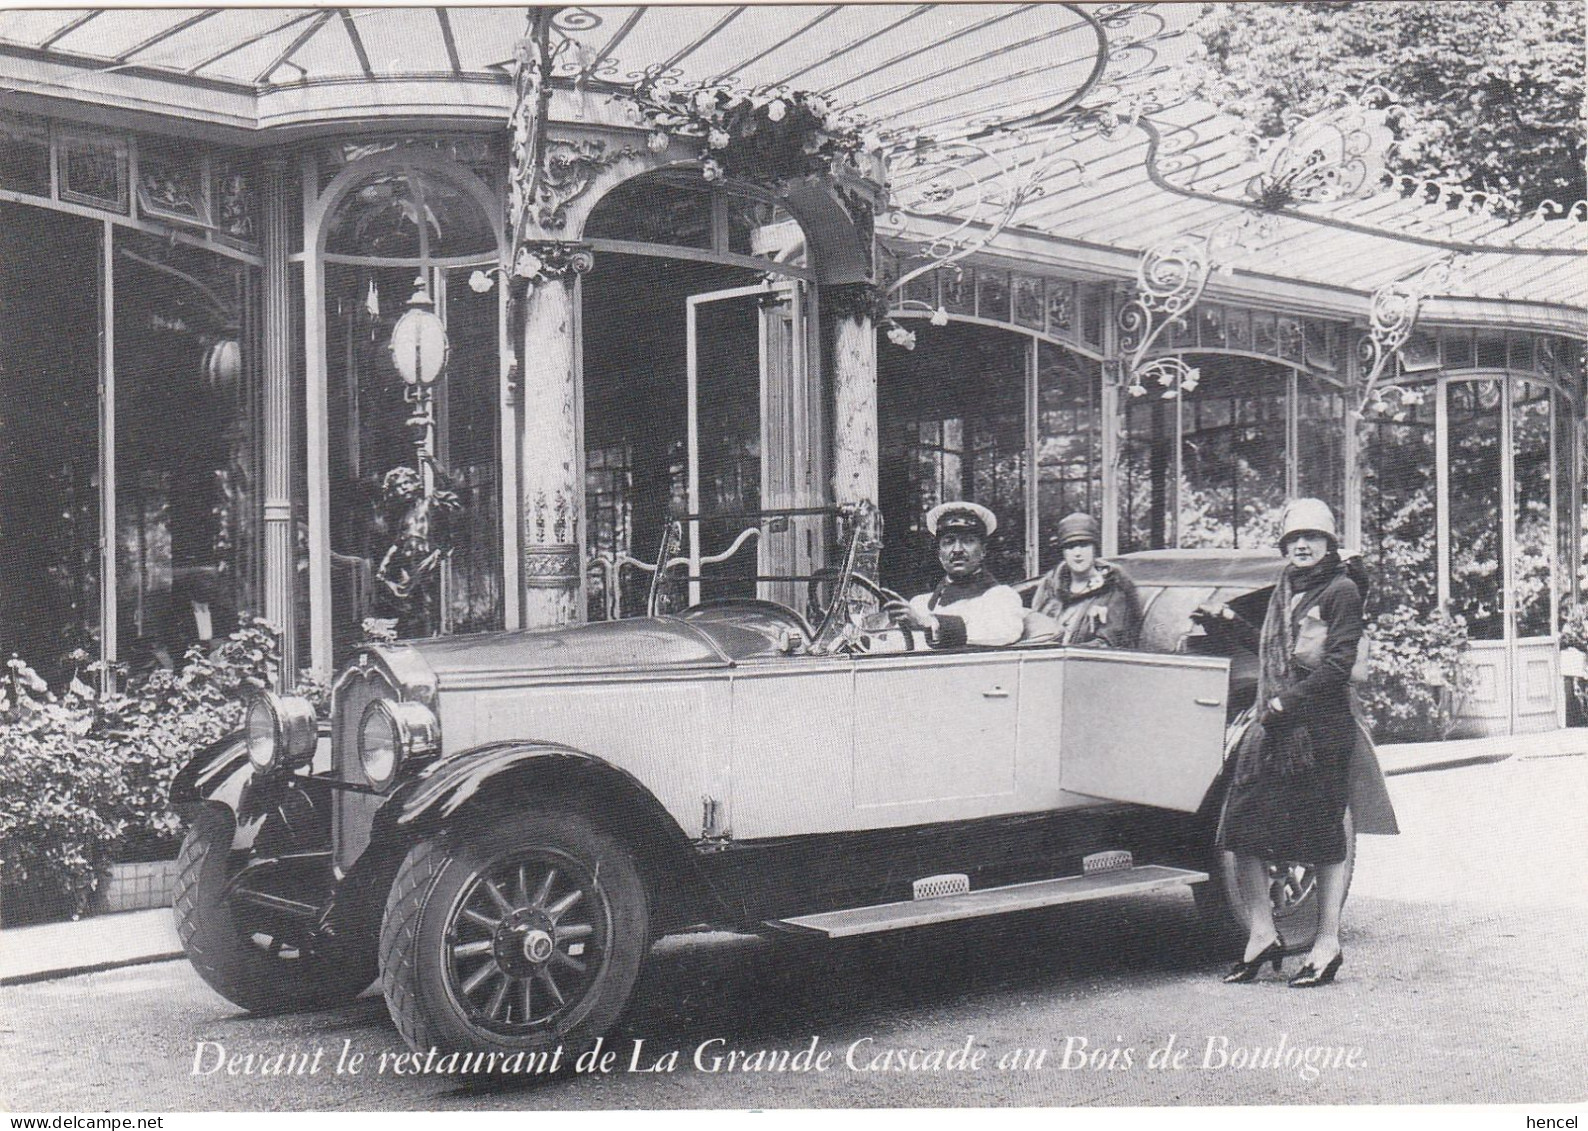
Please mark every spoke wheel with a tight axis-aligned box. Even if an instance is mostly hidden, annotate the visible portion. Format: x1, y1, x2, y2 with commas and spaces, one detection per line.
381, 811, 649, 1059
443, 851, 607, 1037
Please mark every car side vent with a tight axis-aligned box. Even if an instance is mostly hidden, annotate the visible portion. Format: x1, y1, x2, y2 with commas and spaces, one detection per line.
913, 873, 970, 901
1083, 850, 1134, 875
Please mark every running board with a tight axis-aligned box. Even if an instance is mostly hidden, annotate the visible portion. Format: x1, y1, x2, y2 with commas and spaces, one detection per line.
765, 865, 1207, 939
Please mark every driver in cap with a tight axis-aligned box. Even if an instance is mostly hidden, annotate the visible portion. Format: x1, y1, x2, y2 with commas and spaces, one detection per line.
885, 501, 1024, 648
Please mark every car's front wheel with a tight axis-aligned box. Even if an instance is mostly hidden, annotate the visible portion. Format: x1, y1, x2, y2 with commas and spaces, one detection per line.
174, 806, 377, 1013
1193, 807, 1356, 955
379, 811, 650, 1059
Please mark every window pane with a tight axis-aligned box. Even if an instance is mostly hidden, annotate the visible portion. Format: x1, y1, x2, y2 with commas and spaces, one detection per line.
440, 265, 503, 635
584, 175, 712, 249
1362, 391, 1437, 618
877, 323, 1026, 594
0, 112, 51, 197
1036, 343, 1101, 571
1120, 397, 1174, 553
0, 203, 101, 684
113, 231, 260, 673
1512, 380, 1553, 638
1558, 394, 1582, 629
1447, 379, 1505, 639
1178, 357, 1289, 549
1295, 373, 1346, 521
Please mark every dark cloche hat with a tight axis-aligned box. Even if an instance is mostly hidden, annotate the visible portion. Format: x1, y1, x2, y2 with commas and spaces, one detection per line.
1056, 512, 1102, 548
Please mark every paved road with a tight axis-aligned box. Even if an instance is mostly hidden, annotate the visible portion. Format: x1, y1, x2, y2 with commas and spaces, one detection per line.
2, 752, 1585, 1111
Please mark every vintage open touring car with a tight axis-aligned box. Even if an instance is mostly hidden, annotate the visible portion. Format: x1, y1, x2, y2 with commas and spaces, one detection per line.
170, 507, 1348, 1059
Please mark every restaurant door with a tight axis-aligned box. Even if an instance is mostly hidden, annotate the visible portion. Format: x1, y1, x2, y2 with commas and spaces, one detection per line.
685, 282, 825, 611
1443, 375, 1561, 734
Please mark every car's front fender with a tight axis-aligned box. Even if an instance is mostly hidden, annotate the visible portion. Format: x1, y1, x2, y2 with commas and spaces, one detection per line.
168, 732, 296, 852
374, 740, 722, 931
393, 740, 687, 839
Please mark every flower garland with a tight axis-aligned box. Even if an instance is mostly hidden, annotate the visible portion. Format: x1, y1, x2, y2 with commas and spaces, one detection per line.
823, 280, 939, 351
624, 80, 879, 187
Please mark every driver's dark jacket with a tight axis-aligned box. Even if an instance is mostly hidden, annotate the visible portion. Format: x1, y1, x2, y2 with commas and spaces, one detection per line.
908, 569, 1024, 648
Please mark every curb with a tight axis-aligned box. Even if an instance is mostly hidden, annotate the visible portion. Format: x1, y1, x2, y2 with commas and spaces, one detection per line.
0, 949, 184, 987
1381, 750, 1516, 777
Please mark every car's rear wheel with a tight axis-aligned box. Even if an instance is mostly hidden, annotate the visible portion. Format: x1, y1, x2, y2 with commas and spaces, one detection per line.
1194, 807, 1355, 955
380, 811, 649, 1060
174, 806, 376, 1013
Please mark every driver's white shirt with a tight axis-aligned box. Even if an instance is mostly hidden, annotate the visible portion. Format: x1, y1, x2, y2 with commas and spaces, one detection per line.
907, 575, 1024, 648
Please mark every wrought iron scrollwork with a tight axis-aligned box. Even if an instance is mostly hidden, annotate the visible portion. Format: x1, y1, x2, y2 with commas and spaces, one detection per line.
1356, 255, 1459, 415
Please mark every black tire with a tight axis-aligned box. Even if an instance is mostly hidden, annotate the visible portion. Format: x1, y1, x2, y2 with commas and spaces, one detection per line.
1193, 807, 1356, 954
379, 810, 650, 1059
173, 806, 377, 1013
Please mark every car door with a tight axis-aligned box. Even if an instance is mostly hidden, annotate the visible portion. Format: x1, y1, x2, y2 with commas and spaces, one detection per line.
1047, 649, 1231, 812
849, 649, 1023, 824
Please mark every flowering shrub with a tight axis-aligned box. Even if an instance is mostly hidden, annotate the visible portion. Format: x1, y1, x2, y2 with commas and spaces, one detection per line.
1559, 603, 1588, 654
1357, 606, 1471, 743
0, 622, 283, 918
625, 82, 874, 186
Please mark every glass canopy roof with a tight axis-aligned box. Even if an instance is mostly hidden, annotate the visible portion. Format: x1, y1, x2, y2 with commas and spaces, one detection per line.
0, 5, 1192, 140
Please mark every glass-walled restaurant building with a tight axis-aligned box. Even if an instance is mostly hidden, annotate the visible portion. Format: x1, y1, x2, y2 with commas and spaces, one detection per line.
1, 6, 1583, 736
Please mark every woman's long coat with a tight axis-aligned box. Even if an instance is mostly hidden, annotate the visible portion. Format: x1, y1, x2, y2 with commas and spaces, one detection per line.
1217, 571, 1367, 865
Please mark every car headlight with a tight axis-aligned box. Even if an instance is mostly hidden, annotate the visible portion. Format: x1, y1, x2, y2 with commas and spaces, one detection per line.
358, 700, 440, 788
245, 692, 318, 773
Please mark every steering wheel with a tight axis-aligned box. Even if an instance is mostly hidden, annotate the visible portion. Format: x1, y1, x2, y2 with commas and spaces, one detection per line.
807, 568, 903, 630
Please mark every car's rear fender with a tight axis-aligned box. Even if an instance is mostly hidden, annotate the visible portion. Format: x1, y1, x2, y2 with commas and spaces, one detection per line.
373, 741, 729, 931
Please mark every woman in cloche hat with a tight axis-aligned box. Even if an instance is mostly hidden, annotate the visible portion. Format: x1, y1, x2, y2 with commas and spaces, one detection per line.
1028, 512, 1142, 648
1212, 497, 1389, 988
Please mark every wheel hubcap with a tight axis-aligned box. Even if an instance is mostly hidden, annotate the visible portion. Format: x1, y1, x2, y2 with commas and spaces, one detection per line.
444, 853, 607, 1034
1269, 862, 1316, 913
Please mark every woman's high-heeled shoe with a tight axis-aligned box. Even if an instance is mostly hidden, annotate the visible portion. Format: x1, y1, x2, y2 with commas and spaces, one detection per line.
1288, 951, 1343, 988
1223, 936, 1285, 983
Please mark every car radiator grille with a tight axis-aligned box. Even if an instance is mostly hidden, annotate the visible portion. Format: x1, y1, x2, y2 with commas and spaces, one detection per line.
331, 665, 398, 873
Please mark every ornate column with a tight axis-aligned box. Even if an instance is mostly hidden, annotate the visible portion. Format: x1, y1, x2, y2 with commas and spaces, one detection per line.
827, 284, 879, 508
259, 155, 296, 684
1341, 333, 1364, 552
517, 242, 592, 628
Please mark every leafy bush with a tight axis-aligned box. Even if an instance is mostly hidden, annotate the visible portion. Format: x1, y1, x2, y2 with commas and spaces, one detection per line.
0, 621, 282, 918
1358, 606, 1471, 743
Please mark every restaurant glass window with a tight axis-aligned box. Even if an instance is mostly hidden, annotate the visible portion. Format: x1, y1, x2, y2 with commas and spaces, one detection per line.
1512, 379, 1554, 639
1362, 384, 1437, 617
1557, 373, 1584, 628
1447, 379, 1505, 640
1122, 356, 1294, 551
1295, 371, 1347, 520
1178, 358, 1289, 548
322, 162, 502, 663
1035, 342, 1102, 571
111, 231, 261, 673
877, 323, 1027, 595
0, 202, 101, 684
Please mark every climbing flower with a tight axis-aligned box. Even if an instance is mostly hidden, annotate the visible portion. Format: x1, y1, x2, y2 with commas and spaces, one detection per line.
513, 249, 544, 279
929, 307, 950, 327
701, 158, 723, 182
647, 130, 670, 153
708, 127, 731, 150
886, 324, 917, 350
468, 270, 494, 293
767, 99, 787, 122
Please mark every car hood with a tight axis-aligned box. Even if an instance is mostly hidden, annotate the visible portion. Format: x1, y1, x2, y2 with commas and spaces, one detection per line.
386, 617, 731, 685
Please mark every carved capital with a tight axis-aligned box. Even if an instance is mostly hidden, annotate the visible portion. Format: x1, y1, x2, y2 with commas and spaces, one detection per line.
512, 240, 595, 286
522, 544, 581, 588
